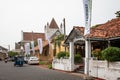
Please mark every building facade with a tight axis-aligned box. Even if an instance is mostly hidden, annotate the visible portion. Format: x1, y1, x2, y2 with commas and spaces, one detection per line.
0, 46, 8, 60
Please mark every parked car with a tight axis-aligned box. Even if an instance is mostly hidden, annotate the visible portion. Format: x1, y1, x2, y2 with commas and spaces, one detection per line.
28, 56, 39, 65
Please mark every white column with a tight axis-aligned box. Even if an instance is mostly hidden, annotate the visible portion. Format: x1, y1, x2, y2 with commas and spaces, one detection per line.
84, 40, 91, 75
69, 41, 74, 71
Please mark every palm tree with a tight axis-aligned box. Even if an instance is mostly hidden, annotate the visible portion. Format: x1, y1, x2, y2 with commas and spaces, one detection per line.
52, 34, 64, 55
56, 34, 64, 52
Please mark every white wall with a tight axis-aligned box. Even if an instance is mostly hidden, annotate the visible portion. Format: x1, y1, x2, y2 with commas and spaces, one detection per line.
89, 59, 120, 80
52, 58, 79, 71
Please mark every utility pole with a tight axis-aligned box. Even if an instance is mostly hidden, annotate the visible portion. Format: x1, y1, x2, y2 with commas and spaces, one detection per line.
63, 18, 66, 40
63, 18, 66, 52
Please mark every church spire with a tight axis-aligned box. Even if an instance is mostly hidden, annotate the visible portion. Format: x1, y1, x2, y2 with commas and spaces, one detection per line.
49, 18, 59, 29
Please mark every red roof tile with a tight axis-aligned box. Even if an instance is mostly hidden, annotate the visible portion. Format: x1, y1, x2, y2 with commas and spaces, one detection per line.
74, 26, 84, 35
23, 32, 45, 41
71, 18, 120, 40
88, 17, 120, 39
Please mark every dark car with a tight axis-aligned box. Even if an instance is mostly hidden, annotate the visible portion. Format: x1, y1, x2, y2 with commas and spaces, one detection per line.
14, 56, 24, 67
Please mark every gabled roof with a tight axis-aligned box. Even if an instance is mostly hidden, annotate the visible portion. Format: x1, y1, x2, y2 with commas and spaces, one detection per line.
88, 17, 120, 39
50, 30, 61, 39
0, 46, 8, 51
23, 32, 45, 41
49, 18, 59, 29
64, 26, 84, 44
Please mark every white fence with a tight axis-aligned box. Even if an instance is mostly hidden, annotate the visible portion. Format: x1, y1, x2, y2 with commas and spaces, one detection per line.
89, 59, 120, 80
52, 58, 79, 71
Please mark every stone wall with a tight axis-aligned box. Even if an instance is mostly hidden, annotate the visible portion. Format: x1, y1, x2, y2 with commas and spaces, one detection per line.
89, 59, 120, 80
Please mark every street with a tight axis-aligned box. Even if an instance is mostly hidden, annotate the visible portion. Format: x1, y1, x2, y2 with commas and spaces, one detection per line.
0, 61, 84, 80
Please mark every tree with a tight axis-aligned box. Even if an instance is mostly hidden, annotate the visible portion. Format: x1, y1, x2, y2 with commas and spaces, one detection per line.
55, 34, 64, 52
56, 34, 64, 51
52, 34, 64, 54
34, 40, 38, 47
115, 11, 120, 17
101, 47, 120, 62
8, 51, 18, 57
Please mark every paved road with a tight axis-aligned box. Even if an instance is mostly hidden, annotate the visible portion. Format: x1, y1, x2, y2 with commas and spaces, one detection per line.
0, 61, 84, 80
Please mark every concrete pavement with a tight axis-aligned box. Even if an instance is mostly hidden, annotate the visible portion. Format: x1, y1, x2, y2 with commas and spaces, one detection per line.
0, 61, 87, 80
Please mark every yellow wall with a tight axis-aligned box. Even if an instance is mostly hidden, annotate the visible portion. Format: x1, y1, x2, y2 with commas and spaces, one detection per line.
35, 41, 69, 61
55, 41, 69, 56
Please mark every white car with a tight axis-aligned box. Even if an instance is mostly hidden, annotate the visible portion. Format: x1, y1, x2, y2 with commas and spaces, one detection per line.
28, 56, 39, 65
24, 57, 29, 64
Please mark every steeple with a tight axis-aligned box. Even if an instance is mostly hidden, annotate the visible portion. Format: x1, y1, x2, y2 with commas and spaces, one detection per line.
49, 18, 59, 29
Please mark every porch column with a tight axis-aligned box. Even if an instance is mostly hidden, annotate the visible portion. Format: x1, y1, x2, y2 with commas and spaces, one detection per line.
84, 40, 91, 75
69, 41, 74, 71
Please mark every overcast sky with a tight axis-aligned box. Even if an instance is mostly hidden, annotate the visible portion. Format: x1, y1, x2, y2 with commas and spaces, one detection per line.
0, 0, 120, 50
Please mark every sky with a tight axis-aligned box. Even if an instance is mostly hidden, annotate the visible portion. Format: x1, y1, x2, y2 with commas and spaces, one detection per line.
0, 0, 120, 50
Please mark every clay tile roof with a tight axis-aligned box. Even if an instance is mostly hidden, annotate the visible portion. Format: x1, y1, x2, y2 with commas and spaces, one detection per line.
88, 17, 120, 39
49, 18, 59, 29
23, 32, 45, 41
74, 26, 84, 35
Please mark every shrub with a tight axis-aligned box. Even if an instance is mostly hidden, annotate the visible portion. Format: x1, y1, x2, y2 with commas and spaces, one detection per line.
65, 52, 69, 58
74, 54, 83, 64
48, 64, 52, 69
56, 51, 67, 59
101, 47, 120, 62
92, 49, 103, 60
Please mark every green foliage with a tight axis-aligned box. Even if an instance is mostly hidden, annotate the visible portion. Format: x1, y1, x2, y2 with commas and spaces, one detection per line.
101, 47, 120, 62
34, 40, 38, 47
52, 34, 64, 52
74, 54, 83, 63
55, 34, 64, 47
8, 51, 18, 57
48, 64, 52, 69
65, 52, 69, 57
39, 61, 47, 65
92, 49, 103, 60
57, 51, 68, 59
115, 11, 120, 17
